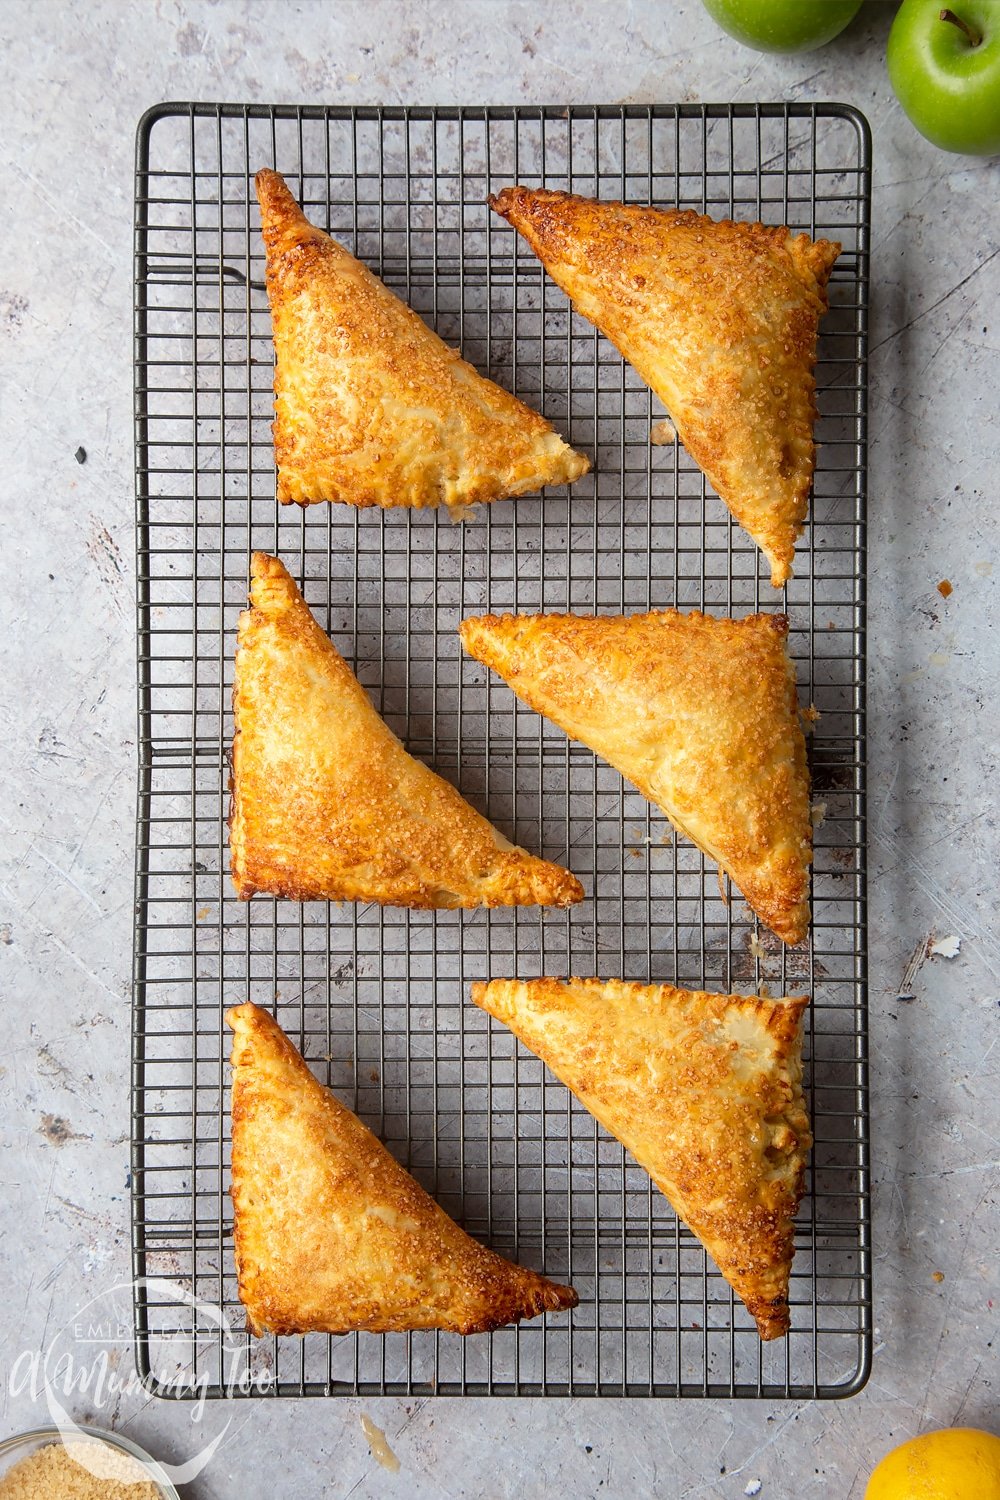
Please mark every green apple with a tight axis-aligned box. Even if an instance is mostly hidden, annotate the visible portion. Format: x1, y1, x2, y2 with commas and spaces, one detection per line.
888, 2, 1000, 154
700, 0, 864, 53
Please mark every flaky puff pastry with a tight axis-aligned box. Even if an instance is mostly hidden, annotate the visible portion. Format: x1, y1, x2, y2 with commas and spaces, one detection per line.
256, 169, 589, 510
231, 554, 581, 909
227, 1003, 577, 1335
460, 609, 811, 943
489, 187, 840, 586
473, 978, 810, 1340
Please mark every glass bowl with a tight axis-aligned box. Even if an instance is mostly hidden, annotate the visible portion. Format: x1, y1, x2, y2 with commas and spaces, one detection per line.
0, 1424, 180, 1497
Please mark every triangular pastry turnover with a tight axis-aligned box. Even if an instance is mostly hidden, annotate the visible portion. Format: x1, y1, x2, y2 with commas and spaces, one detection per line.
488, 187, 840, 586
256, 169, 589, 509
472, 978, 810, 1340
227, 1003, 577, 1335
231, 553, 583, 908
460, 609, 811, 943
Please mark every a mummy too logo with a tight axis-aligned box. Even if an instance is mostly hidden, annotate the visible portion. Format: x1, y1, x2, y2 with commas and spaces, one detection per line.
9, 1278, 270, 1483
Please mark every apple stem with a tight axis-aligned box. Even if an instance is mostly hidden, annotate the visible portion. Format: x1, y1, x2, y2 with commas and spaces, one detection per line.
939, 7, 983, 46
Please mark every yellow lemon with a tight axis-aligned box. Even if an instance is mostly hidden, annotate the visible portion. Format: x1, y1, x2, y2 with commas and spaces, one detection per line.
866, 1428, 1000, 1499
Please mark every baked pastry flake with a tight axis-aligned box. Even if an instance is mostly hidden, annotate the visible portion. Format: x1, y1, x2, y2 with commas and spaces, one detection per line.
472, 977, 810, 1340
227, 1002, 578, 1335
488, 187, 840, 585
460, 608, 811, 943
230, 553, 583, 909
257, 169, 589, 509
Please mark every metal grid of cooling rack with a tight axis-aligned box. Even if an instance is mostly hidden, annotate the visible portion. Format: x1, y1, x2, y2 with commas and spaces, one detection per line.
133, 102, 871, 1399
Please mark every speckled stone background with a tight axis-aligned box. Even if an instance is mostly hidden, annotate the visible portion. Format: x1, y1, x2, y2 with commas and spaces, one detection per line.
1, 1, 997, 1495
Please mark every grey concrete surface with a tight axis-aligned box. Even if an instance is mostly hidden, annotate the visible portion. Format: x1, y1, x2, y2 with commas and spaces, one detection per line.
0, 1, 997, 1495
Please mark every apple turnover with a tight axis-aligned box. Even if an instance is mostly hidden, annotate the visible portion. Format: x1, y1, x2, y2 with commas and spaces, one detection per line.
472, 977, 810, 1340
257, 169, 589, 510
227, 1003, 578, 1335
230, 553, 583, 909
489, 187, 840, 585
460, 608, 811, 943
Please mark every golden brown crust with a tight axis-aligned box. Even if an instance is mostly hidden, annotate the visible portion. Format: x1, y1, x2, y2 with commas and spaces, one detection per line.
227, 1003, 577, 1335
471, 977, 810, 1340
459, 608, 811, 944
230, 554, 583, 909
488, 187, 841, 586
256, 170, 589, 510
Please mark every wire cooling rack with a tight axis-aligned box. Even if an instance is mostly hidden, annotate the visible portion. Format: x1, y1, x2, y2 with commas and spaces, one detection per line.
133, 102, 871, 1399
